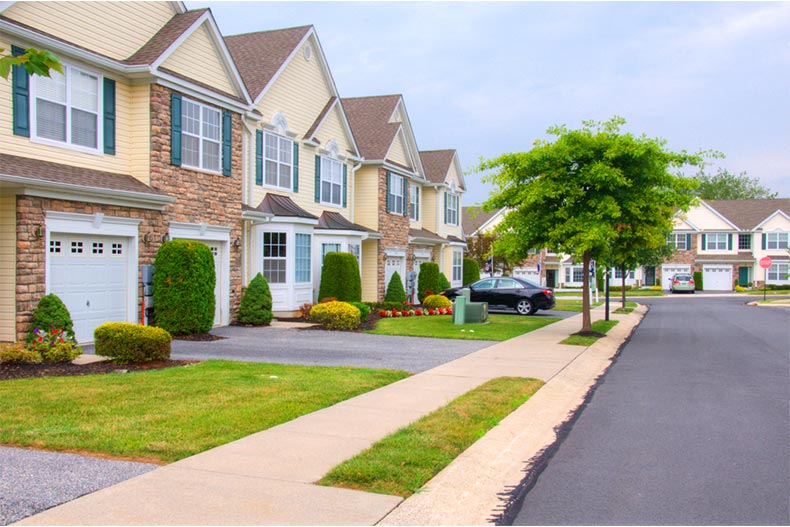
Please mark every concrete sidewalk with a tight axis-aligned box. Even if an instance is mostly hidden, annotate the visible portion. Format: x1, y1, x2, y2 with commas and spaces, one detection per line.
17, 306, 644, 526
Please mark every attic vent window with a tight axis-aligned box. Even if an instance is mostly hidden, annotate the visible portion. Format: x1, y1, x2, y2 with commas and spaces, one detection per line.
304, 45, 312, 61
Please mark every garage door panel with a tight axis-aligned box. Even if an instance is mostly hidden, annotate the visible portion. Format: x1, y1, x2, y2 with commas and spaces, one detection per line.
703, 265, 732, 291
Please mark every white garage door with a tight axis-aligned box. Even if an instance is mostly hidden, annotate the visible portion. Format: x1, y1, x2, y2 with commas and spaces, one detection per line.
703, 265, 733, 291
385, 256, 405, 296
49, 234, 129, 343
662, 264, 691, 290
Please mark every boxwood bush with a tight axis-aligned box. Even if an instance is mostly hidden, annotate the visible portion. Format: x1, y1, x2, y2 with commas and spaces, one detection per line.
318, 252, 362, 302
237, 273, 273, 326
438, 272, 451, 292
463, 258, 479, 286
27, 294, 74, 344
417, 262, 440, 303
94, 322, 172, 364
385, 272, 407, 303
423, 294, 452, 309
349, 301, 371, 320
310, 301, 361, 330
0, 343, 42, 364
693, 271, 703, 291
152, 240, 215, 335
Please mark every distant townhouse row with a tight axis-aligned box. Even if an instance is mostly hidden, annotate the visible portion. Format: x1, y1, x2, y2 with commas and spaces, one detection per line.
463, 198, 790, 290
0, 2, 466, 343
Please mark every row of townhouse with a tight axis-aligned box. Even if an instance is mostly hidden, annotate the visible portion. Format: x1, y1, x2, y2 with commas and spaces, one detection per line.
0, 1, 467, 343
463, 198, 790, 290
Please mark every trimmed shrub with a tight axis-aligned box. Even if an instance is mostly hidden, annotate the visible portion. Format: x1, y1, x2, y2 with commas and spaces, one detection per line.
94, 322, 172, 364
366, 301, 406, 311
734, 285, 747, 293
237, 273, 273, 326
152, 240, 215, 335
385, 272, 407, 303
0, 343, 42, 364
349, 301, 371, 320
693, 271, 703, 291
608, 285, 633, 292
27, 294, 74, 344
650, 285, 662, 291
417, 262, 440, 303
423, 294, 452, 309
438, 272, 451, 292
310, 301, 361, 330
463, 258, 479, 286
318, 252, 362, 302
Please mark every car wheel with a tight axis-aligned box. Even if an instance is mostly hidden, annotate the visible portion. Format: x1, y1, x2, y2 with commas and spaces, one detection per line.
516, 299, 535, 316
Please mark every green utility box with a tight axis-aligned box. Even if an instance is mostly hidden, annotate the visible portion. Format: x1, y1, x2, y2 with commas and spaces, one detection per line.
453, 288, 489, 324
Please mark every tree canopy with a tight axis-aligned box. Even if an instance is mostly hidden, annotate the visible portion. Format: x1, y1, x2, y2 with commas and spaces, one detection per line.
0, 47, 62, 80
692, 167, 778, 200
479, 116, 703, 333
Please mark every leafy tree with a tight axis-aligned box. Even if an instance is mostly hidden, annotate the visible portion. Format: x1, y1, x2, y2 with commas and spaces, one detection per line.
385, 272, 407, 303
466, 230, 516, 276
479, 116, 702, 333
0, 47, 62, 80
692, 168, 777, 200
237, 273, 273, 325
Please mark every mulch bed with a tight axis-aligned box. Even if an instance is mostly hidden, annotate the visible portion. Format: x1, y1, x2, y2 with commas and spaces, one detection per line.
0, 359, 198, 381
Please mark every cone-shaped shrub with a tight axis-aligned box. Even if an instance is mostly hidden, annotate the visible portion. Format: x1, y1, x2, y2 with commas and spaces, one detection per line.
438, 272, 451, 292
27, 294, 74, 344
385, 271, 407, 303
463, 258, 480, 286
152, 240, 215, 335
237, 273, 273, 325
417, 262, 440, 303
318, 252, 362, 302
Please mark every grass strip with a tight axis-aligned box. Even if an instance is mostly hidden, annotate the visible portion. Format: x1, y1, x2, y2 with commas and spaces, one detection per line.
553, 300, 604, 312
319, 376, 543, 497
561, 319, 620, 346
366, 314, 560, 341
0, 360, 408, 463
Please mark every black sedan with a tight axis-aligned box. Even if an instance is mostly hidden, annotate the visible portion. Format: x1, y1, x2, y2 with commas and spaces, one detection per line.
440, 276, 555, 316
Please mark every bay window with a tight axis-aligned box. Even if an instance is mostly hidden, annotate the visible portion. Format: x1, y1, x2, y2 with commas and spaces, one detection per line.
262, 232, 287, 283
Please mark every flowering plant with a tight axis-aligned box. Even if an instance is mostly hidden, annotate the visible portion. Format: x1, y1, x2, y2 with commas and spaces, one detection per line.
29, 328, 81, 362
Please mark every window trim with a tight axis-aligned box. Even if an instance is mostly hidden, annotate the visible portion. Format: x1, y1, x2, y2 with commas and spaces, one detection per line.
667, 233, 687, 251
294, 233, 311, 283
262, 231, 287, 284
738, 233, 752, 250
263, 131, 293, 190
388, 173, 405, 215
409, 184, 420, 221
445, 192, 459, 226
319, 156, 343, 207
766, 232, 789, 251
766, 262, 789, 283
180, 97, 222, 174
705, 232, 729, 251
452, 249, 463, 283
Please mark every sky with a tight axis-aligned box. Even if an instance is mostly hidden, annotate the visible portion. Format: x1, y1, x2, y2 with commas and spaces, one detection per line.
188, 1, 790, 205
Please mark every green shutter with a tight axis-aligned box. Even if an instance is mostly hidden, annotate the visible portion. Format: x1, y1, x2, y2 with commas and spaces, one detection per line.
315, 155, 321, 202
402, 177, 408, 217
701, 234, 706, 250
416, 186, 420, 220
11, 46, 30, 137
103, 78, 116, 155
342, 163, 347, 207
685, 234, 691, 250
170, 93, 182, 166
222, 110, 232, 176
386, 172, 392, 212
292, 142, 299, 192
255, 130, 263, 185
762, 233, 766, 250
727, 234, 733, 251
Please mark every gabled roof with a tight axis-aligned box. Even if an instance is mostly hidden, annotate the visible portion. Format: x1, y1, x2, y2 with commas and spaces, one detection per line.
316, 211, 377, 233
706, 199, 790, 231
462, 206, 504, 236
251, 193, 317, 219
341, 95, 402, 161
125, 9, 207, 65
224, 25, 312, 101
419, 150, 456, 184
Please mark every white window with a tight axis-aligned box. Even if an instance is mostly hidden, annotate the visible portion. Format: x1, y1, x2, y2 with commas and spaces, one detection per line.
614, 268, 635, 279
766, 232, 789, 250
262, 232, 286, 283
348, 243, 361, 263
321, 243, 341, 263
295, 233, 311, 283
445, 193, 459, 226
320, 157, 343, 206
705, 233, 728, 251
667, 233, 687, 250
565, 266, 584, 283
388, 173, 404, 215
264, 132, 292, 189
181, 98, 221, 172
410, 184, 420, 221
766, 263, 789, 283
33, 65, 101, 152
452, 249, 463, 282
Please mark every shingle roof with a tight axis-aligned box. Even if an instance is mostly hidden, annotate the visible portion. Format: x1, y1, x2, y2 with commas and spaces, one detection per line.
341, 95, 402, 160
706, 199, 790, 230
304, 97, 337, 143
316, 211, 377, 233
462, 206, 503, 236
419, 150, 456, 185
251, 193, 317, 219
408, 228, 445, 242
0, 154, 168, 197
125, 9, 208, 65
224, 26, 312, 100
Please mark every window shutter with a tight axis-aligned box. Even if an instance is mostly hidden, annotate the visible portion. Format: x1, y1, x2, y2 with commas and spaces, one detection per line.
727, 234, 733, 251
222, 111, 232, 176
170, 93, 182, 166
416, 187, 420, 220
314, 155, 321, 203
685, 234, 691, 250
701, 234, 706, 250
762, 233, 766, 250
103, 78, 116, 155
342, 163, 347, 207
11, 46, 30, 137
292, 142, 299, 192
255, 130, 263, 185
402, 177, 408, 217
444, 192, 448, 224
386, 172, 392, 212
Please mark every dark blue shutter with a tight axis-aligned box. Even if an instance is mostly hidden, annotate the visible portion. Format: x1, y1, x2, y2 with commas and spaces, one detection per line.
385, 172, 392, 212
255, 130, 263, 185
342, 163, 347, 207
222, 110, 232, 176
762, 233, 766, 250
701, 234, 706, 250
727, 234, 733, 251
292, 142, 299, 192
685, 234, 691, 250
11, 46, 30, 137
170, 93, 182, 166
314, 155, 321, 202
416, 186, 420, 220
402, 177, 408, 217
103, 78, 116, 155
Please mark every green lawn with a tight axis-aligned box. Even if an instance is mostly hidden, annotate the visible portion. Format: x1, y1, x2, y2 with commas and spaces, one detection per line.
553, 300, 604, 312
319, 377, 543, 497
745, 289, 790, 295
366, 314, 560, 341
0, 360, 408, 463
561, 319, 620, 346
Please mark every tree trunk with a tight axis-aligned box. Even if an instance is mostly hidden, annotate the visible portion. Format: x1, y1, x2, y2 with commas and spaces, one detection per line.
621, 264, 627, 308
581, 251, 592, 333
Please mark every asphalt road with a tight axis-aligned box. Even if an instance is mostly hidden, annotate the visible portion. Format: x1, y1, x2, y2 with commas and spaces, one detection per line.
507, 296, 790, 525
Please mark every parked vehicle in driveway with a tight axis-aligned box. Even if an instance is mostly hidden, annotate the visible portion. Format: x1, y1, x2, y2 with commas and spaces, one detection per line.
670, 273, 696, 294
440, 276, 555, 315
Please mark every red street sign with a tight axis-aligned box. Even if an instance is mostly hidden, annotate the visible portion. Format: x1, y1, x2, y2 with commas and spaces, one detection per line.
759, 256, 773, 269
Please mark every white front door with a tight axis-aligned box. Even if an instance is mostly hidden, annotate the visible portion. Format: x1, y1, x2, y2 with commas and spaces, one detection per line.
703, 265, 733, 291
48, 234, 129, 343
661, 264, 692, 290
